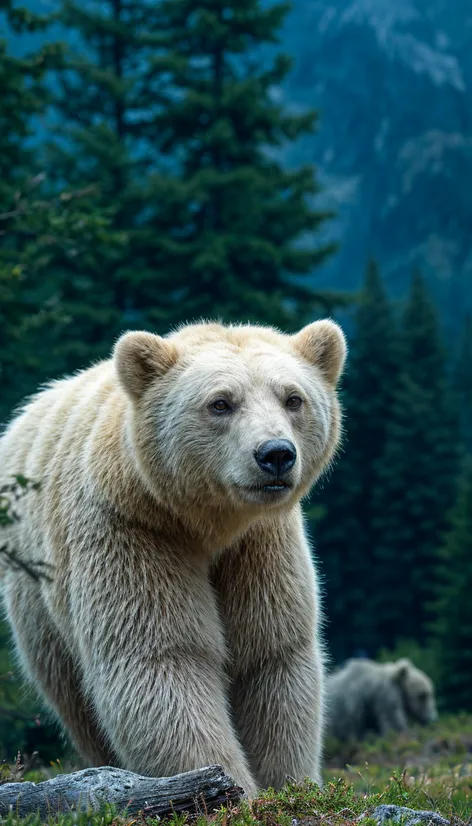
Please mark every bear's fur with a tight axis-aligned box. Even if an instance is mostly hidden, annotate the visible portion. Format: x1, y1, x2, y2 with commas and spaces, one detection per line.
326, 658, 438, 742
0, 319, 347, 794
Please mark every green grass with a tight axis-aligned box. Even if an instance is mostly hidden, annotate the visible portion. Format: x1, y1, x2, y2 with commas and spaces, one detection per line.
323, 713, 472, 819
1, 716, 471, 826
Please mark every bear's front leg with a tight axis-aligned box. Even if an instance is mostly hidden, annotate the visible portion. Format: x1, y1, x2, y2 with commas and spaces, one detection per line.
70, 522, 257, 796
212, 507, 324, 790
373, 690, 408, 736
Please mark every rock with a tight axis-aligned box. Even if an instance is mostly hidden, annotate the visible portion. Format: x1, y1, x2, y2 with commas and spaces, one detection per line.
367, 804, 450, 826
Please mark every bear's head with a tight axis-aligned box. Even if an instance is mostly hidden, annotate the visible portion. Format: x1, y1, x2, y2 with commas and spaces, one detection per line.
392, 658, 438, 726
114, 320, 346, 532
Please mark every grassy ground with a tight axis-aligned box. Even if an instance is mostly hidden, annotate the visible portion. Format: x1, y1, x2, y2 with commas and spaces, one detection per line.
323, 714, 472, 820
1, 715, 471, 826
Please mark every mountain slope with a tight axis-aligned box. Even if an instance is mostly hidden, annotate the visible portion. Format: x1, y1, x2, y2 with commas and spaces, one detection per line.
281, 0, 472, 331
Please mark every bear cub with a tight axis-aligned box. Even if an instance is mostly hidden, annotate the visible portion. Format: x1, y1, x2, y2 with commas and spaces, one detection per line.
326, 657, 438, 742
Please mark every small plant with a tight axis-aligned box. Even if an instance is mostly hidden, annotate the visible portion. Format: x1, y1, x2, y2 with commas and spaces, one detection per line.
0, 752, 25, 785
0, 476, 52, 581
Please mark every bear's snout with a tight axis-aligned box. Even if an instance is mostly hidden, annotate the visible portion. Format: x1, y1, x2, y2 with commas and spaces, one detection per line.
254, 439, 297, 477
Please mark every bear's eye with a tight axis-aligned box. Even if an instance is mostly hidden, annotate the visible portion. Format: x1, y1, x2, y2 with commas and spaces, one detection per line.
211, 399, 231, 414
286, 395, 303, 411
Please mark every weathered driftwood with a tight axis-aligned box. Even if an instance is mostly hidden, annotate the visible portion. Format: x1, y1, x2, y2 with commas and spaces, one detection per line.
0, 764, 244, 819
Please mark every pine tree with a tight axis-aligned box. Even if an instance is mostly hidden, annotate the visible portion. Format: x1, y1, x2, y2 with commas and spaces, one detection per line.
0, 5, 124, 422
139, 0, 340, 327
313, 260, 401, 660
433, 459, 472, 712
0, 4, 60, 421
49, 0, 340, 339
453, 314, 472, 455
371, 272, 458, 648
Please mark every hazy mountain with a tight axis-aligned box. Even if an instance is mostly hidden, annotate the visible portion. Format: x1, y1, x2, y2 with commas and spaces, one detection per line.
3, 0, 472, 332
280, 0, 472, 332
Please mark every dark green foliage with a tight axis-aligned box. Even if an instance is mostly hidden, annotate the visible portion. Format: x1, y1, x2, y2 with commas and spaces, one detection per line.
0, 618, 67, 765
49, 0, 340, 335
0, 5, 125, 423
0, 2, 59, 206
371, 272, 458, 647
314, 266, 459, 661
44, 0, 169, 338
135, 0, 341, 327
0, 181, 126, 423
0, 5, 55, 422
433, 460, 472, 712
314, 260, 401, 660
0, 478, 65, 762
453, 314, 472, 455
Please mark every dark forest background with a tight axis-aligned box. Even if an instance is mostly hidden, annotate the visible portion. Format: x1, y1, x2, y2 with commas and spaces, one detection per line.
0, 0, 471, 765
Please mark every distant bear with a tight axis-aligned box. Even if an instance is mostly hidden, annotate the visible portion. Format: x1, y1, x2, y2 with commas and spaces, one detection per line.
0, 319, 347, 794
326, 658, 438, 742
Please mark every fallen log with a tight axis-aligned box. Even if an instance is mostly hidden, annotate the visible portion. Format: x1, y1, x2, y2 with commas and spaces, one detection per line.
0, 764, 244, 819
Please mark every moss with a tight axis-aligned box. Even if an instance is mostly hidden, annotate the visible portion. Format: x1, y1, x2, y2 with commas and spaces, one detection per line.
1, 715, 471, 826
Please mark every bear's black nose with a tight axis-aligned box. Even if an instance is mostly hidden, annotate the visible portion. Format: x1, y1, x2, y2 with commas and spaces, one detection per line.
255, 439, 297, 477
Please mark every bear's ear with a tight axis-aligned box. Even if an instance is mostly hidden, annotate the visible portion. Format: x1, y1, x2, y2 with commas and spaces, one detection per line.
114, 331, 178, 400
293, 319, 347, 386
392, 658, 412, 683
